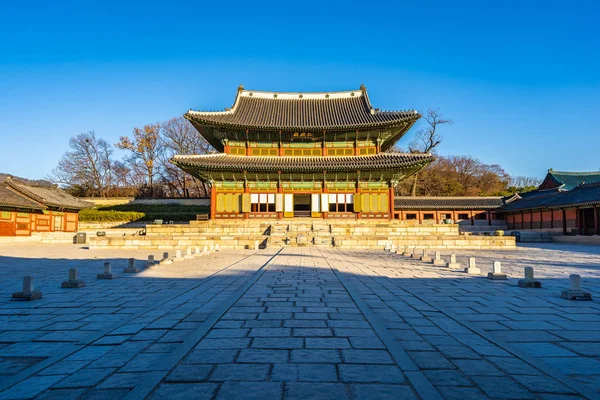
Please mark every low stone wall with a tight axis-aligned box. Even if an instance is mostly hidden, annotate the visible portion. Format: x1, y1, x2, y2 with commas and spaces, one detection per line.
552, 235, 600, 245
82, 197, 210, 206
0, 232, 77, 245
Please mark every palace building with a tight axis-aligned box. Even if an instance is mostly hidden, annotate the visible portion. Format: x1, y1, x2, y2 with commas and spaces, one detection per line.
0, 178, 91, 236
173, 85, 433, 220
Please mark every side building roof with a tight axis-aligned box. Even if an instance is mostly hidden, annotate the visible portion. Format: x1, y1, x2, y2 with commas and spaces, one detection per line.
5, 179, 92, 211
395, 196, 504, 210
0, 184, 46, 211
539, 169, 600, 191
501, 182, 600, 212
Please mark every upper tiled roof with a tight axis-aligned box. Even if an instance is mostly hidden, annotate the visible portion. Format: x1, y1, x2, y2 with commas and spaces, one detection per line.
0, 184, 45, 211
395, 196, 504, 210
172, 153, 433, 174
539, 169, 600, 191
501, 182, 600, 212
186, 85, 419, 132
6, 179, 92, 211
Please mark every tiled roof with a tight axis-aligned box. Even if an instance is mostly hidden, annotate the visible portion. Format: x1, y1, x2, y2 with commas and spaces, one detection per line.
540, 169, 600, 191
185, 86, 420, 132
395, 196, 504, 210
0, 184, 46, 211
7, 180, 92, 211
172, 153, 433, 174
501, 182, 600, 212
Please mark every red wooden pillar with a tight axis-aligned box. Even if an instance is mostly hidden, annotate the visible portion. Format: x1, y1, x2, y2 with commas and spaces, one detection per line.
243, 184, 250, 220
277, 185, 283, 220
550, 209, 554, 229
575, 208, 581, 235
530, 211, 533, 230
389, 186, 394, 220
210, 186, 216, 220
562, 209, 567, 235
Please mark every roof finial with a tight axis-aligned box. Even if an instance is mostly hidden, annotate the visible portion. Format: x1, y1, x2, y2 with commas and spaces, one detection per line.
238, 84, 244, 91
360, 84, 366, 92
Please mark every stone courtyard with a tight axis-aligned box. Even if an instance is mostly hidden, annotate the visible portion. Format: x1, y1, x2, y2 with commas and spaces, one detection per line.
0, 243, 599, 399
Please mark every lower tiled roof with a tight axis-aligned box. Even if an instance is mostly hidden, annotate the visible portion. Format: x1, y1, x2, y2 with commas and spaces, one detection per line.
501, 182, 600, 212
7, 179, 92, 211
172, 153, 433, 173
0, 184, 45, 211
395, 196, 504, 210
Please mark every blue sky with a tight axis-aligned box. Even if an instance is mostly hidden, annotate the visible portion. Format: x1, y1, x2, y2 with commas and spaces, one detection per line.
1, 0, 598, 180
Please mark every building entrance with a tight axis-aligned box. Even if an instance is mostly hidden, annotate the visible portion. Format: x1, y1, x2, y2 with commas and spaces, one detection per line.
294, 194, 311, 217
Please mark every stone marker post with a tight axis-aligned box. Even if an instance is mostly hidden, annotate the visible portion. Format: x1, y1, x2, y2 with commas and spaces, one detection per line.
487, 261, 507, 280
420, 249, 432, 263
432, 251, 445, 266
403, 246, 412, 257
160, 252, 173, 265
446, 254, 461, 269
97, 262, 115, 280
561, 274, 593, 300
518, 266, 541, 288
215, 244, 220, 252
124, 258, 141, 273
254, 240, 260, 250
195, 246, 201, 257
411, 248, 420, 259
465, 257, 481, 274
174, 250, 184, 262
203, 245, 208, 253
184, 248, 194, 260
147, 255, 155, 266
12, 276, 43, 301
62, 267, 86, 288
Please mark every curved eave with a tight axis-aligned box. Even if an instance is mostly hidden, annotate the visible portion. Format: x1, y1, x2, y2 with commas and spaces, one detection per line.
185, 112, 419, 133
171, 154, 433, 175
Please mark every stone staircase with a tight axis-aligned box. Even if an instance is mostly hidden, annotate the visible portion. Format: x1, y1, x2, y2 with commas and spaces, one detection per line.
88, 219, 515, 250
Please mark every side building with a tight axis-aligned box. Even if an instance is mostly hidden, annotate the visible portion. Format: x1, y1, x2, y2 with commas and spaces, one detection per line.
394, 196, 505, 227
502, 169, 600, 235
0, 178, 91, 236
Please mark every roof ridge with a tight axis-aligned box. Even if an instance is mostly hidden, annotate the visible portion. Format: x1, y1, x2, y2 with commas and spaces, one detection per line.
550, 170, 600, 176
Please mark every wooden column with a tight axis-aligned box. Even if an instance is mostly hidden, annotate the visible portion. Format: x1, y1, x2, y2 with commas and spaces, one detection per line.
530, 211, 533, 230
550, 209, 554, 229
389, 186, 394, 220
594, 206, 599, 235
562, 209, 567, 235
470, 211, 474, 226
487, 211, 491, 226
210, 186, 216, 220
277, 184, 283, 220
575, 208, 581, 235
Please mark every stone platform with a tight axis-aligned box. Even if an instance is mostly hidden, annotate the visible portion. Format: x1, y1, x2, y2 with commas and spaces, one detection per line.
88, 220, 515, 250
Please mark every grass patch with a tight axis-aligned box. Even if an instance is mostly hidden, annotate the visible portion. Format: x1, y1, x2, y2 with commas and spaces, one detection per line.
79, 203, 210, 222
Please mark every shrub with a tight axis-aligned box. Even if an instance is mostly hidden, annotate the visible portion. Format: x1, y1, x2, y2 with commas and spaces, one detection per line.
79, 209, 145, 222
79, 203, 210, 222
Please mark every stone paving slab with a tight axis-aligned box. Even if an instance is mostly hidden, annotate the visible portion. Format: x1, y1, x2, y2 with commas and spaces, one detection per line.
0, 243, 599, 398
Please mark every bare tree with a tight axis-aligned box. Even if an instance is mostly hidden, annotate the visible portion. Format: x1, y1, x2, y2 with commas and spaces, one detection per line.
407, 109, 453, 196
50, 131, 114, 197
509, 176, 542, 189
116, 124, 162, 197
156, 117, 214, 198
